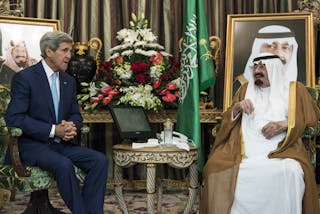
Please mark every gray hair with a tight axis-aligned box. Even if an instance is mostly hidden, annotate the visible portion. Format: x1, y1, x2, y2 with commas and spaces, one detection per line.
40, 31, 73, 58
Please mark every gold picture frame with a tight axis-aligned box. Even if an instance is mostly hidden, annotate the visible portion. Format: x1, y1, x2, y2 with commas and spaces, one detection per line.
0, 16, 60, 84
223, 12, 315, 111
0, 16, 61, 59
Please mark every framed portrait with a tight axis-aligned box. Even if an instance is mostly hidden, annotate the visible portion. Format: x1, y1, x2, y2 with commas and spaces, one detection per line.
223, 12, 315, 110
0, 16, 60, 85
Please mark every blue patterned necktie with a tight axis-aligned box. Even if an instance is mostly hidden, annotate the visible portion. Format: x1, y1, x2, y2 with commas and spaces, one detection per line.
51, 72, 59, 122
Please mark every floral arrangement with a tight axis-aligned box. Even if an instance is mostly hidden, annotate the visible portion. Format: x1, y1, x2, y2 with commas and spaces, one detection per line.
78, 13, 180, 111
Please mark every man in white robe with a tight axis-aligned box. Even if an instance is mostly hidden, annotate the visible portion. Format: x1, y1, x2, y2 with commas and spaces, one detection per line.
200, 53, 320, 214
231, 54, 303, 213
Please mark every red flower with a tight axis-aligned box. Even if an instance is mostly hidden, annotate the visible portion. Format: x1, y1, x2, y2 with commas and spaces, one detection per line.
131, 61, 149, 72
101, 86, 113, 96
135, 74, 150, 83
161, 74, 169, 81
169, 56, 180, 68
101, 61, 113, 72
162, 93, 177, 102
169, 69, 175, 77
115, 56, 123, 64
165, 83, 176, 91
150, 53, 163, 65
102, 95, 113, 105
97, 94, 104, 100
109, 89, 120, 96
158, 89, 169, 95
91, 97, 100, 103
152, 79, 161, 89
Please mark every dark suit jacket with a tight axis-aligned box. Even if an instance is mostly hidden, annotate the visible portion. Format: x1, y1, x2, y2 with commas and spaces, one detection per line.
5, 61, 82, 162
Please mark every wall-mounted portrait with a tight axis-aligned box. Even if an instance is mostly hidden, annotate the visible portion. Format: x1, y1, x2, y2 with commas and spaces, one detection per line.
223, 12, 315, 110
0, 16, 60, 85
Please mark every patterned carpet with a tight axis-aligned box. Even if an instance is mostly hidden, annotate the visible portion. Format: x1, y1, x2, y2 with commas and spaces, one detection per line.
0, 186, 200, 214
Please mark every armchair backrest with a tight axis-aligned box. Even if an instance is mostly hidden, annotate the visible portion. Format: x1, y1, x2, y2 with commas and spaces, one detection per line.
0, 84, 10, 165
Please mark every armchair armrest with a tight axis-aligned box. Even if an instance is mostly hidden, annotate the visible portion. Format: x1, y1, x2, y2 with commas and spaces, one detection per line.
7, 127, 31, 177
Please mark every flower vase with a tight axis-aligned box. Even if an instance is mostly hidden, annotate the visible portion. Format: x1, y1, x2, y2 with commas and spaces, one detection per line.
67, 37, 102, 93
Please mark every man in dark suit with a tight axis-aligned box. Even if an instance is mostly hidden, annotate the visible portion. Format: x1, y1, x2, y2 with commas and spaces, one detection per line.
5, 31, 108, 214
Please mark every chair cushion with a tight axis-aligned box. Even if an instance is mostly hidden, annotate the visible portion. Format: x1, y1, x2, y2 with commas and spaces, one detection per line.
0, 164, 86, 192
0, 165, 53, 191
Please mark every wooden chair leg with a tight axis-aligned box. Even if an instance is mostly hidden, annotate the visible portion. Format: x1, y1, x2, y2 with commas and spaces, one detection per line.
0, 188, 11, 209
22, 189, 65, 214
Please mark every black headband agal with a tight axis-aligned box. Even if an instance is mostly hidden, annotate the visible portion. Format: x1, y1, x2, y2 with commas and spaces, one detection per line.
253, 55, 280, 62
256, 31, 295, 38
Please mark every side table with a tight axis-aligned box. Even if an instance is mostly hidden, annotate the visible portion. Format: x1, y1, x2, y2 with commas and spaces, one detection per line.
113, 144, 198, 214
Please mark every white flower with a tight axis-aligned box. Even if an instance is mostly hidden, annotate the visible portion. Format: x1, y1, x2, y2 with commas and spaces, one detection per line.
139, 29, 157, 42
109, 45, 122, 52
145, 43, 164, 50
118, 85, 162, 110
89, 82, 98, 97
150, 65, 164, 79
171, 78, 181, 88
121, 50, 134, 57
123, 30, 139, 44
135, 49, 158, 57
145, 50, 158, 56
160, 51, 172, 57
133, 41, 147, 47
108, 52, 120, 60
114, 63, 132, 79
100, 82, 110, 88
116, 29, 129, 40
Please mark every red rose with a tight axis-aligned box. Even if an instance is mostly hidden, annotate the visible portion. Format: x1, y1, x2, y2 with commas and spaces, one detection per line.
150, 53, 163, 65
161, 74, 169, 81
162, 93, 177, 102
115, 56, 123, 64
166, 83, 177, 91
152, 79, 161, 89
98, 67, 106, 75
169, 56, 180, 68
131, 61, 149, 72
174, 91, 179, 97
135, 74, 150, 84
169, 69, 175, 77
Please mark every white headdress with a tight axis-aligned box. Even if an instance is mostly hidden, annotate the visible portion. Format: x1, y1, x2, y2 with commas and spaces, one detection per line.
244, 25, 298, 83
242, 53, 290, 157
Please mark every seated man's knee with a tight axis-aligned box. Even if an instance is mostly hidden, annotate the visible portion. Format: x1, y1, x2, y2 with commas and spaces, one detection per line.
54, 158, 75, 174
283, 158, 304, 176
95, 152, 109, 171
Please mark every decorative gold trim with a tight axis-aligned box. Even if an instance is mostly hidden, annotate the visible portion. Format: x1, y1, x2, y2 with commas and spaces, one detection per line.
270, 82, 296, 155
282, 82, 297, 148
0, 0, 23, 17
297, 0, 320, 25
81, 109, 222, 124
88, 37, 102, 75
0, 15, 61, 30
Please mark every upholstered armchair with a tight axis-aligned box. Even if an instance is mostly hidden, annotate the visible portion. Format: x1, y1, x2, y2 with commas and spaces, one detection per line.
0, 84, 87, 213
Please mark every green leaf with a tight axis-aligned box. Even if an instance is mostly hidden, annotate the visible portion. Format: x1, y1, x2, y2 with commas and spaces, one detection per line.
81, 95, 90, 101
80, 82, 90, 87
